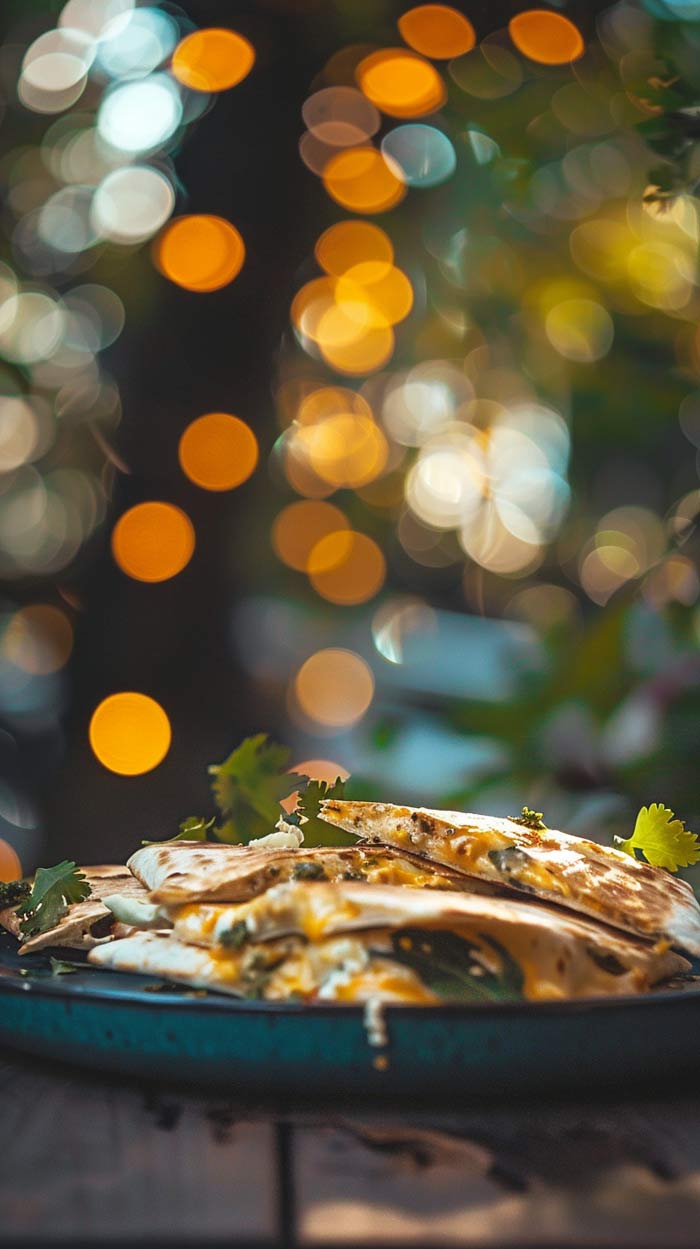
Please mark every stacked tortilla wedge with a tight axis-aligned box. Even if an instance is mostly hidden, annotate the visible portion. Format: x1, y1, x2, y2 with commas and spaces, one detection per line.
77, 802, 700, 1005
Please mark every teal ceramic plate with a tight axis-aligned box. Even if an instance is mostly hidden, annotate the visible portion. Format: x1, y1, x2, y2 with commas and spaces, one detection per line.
1, 932, 698, 1098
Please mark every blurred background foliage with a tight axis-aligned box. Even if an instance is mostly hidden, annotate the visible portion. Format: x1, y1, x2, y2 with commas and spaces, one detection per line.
0, 0, 698, 880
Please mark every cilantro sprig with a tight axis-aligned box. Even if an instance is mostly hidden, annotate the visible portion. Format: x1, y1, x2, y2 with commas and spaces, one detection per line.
17, 861, 91, 939
288, 777, 353, 847
615, 804, 700, 872
209, 734, 302, 844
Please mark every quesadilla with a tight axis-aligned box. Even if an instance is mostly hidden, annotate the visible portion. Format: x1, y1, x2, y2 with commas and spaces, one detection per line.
0, 866, 149, 954
127, 840, 499, 905
320, 801, 700, 956
90, 881, 688, 1001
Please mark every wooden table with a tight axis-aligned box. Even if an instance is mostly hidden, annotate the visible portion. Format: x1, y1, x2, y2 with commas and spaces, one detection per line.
2, 1046, 700, 1248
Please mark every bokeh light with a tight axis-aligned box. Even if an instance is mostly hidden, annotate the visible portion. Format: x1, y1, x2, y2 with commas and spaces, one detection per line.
97, 74, 182, 153
356, 49, 446, 118
178, 412, 258, 491
295, 413, 389, 485
281, 757, 350, 813
272, 500, 348, 571
545, 299, 615, 363
96, 6, 178, 79
322, 146, 406, 213
154, 215, 245, 291
172, 27, 255, 92
89, 692, 171, 775
303, 87, 380, 147
381, 124, 456, 188
308, 530, 386, 604
112, 501, 195, 582
2, 605, 73, 675
0, 840, 22, 883
91, 166, 175, 244
508, 10, 584, 65
398, 5, 476, 59
294, 648, 375, 728
315, 220, 393, 278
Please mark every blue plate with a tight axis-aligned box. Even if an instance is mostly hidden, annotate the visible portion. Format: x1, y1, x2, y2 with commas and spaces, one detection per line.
1, 933, 698, 1098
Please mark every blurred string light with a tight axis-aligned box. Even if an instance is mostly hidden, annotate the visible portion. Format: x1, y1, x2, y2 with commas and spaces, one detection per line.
111, 502, 195, 583
178, 413, 258, 491
263, 0, 700, 746
154, 215, 246, 290
89, 692, 171, 774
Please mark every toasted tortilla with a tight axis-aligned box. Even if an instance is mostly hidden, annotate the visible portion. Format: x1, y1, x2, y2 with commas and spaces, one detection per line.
127, 840, 499, 905
90, 881, 688, 1001
0, 866, 149, 954
320, 801, 700, 956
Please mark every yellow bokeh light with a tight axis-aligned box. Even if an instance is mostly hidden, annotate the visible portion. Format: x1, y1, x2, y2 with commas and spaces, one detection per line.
112, 502, 195, 583
0, 839, 21, 882
294, 648, 374, 727
315, 220, 394, 278
322, 146, 406, 213
272, 500, 348, 571
297, 412, 389, 486
3, 604, 73, 674
297, 386, 372, 425
308, 530, 386, 604
356, 49, 446, 118
508, 10, 584, 65
172, 27, 255, 92
398, 5, 476, 59
154, 215, 245, 292
545, 299, 614, 363
318, 317, 395, 374
337, 264, 413, 327
179, 412, 258, 491
291, 276, 338, 343
89, 692, 171, 776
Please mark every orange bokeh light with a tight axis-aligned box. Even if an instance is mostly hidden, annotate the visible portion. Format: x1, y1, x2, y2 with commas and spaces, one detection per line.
398, 5, 476, 59
322, 146, 406, 214
179, 412, 258, 491
318, 319, 395, 375
508, 10, 584, 65
297, 412, 389, 486
315, 220, 394, 278
3, 605, 73, 674
294, 648, 375, 728
89, 693, 172, 776
0, 839, 21, 882
272, 500, 348, 571
355, 49, 446, 119
308, 530, 386, 605
112, 502, 195, 583
280, 757, 350, 813
154, 215, 245, 292
337, 264, 413, 327
172, 27, 255, 92
297, 386, 372, 426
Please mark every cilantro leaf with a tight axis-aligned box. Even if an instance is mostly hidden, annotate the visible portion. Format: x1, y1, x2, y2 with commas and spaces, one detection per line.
49, 957, 80, 976
381, 929, 525, 1003
295, 777, 354, 846
17, 862, 91, 939
141, 816, 215, 847
614, 804, 700, 872
209, 734, 301, 844
510, 807, 546, 830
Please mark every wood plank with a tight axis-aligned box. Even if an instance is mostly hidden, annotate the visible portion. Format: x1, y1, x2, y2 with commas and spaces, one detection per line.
294, 1100, 700, 1246
0, 1049, 278, 1242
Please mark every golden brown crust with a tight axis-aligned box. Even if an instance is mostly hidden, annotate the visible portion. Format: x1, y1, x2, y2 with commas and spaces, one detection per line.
320, 801, 700, 955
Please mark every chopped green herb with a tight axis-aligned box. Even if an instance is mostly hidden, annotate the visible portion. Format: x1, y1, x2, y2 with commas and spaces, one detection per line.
0, 879, 31, 910
17, 862, 91, 939
291, 861, 328, 881
296, 778, 353, 847
49, 957, 79, 976
511, 807, 546, 830
615, 804, 700, 872
219, 920, 249, 950
142, 815, 215, 847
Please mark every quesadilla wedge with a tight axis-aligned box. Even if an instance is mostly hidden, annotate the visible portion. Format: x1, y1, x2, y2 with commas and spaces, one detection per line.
0, 866, 149, 954
127, 840, 500, 905
90, 881, 689, 1001
320, 801, 700, 956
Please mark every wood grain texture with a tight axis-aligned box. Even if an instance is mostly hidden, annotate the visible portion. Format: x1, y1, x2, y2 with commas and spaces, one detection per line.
3, 1045, 700, 1246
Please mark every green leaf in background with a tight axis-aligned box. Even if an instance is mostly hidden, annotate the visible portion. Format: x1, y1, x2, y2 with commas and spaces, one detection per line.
17, 862, 91, 938
141, 815, 215, 846
295, 777, 354, 846
209, 734, 303, 844
383, 928, 525, 1003
615, 804, 700, 872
